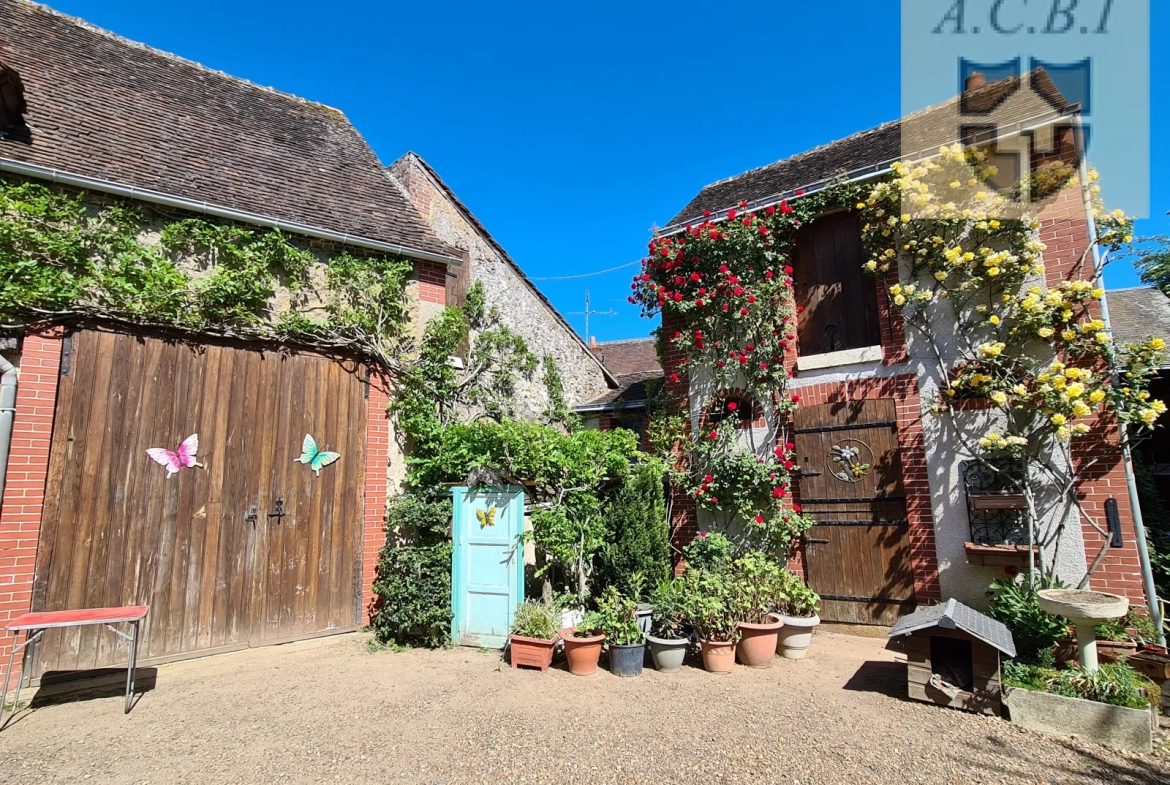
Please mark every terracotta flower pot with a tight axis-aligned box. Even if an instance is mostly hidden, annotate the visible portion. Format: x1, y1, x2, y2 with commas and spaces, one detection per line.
736, 617, 784, 668
509, 634, 559, 672
562, 628, 605, 676
699, 638, 736, 674
776, 613, 820, 659
1096, 639, 1137, 664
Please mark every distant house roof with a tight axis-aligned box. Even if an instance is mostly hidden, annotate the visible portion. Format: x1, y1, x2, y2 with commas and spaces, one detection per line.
1107, 287, 1170, 363
0, 0, 457, 262
589, 337, 661, 377
889, 598, 1017, 657
387, 152, 618, 389
665, 68, 1075, 230
575, 371, 662, 412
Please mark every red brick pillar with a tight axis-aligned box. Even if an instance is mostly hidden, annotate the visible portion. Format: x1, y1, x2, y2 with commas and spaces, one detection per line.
0, 329, 63, 687
361, 371, 392, 620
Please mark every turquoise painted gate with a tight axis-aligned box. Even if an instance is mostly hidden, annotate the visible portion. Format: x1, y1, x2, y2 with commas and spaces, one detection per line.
451, 486, 524, 648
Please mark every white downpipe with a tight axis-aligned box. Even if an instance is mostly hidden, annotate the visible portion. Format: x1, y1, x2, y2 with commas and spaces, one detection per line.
0, 353, 16, 506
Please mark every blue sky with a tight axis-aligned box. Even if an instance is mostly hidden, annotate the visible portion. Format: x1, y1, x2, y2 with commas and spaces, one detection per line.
46, 0, 1168, 343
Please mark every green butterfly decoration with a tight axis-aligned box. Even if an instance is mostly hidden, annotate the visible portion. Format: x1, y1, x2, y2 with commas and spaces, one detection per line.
475, 505, 498, 529
295, 434, 340, 476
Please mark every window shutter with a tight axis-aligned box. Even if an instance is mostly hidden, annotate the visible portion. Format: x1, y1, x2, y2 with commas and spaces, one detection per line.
446, 250, 471, 309
793, 212, 880, 356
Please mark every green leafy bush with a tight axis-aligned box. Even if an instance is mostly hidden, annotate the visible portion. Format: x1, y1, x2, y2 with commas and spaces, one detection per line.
679, 566, 735, 642
778, 571, 821, 618
510, 600, 560, 640
595, 460, 671, 601
987, 574, 1069, 662
579, 586, 645, 645
649, 578, 689, 640
1004, 660, 1153, 710
726, 550, 786, 625
683, 531, 735, 573
369, 495, 452, 648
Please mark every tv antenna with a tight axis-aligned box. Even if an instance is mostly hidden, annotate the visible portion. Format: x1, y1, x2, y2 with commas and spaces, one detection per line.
566, 290, 617, 343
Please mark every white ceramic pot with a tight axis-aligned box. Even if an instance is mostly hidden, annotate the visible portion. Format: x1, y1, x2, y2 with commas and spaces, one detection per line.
776, 613, 820, 659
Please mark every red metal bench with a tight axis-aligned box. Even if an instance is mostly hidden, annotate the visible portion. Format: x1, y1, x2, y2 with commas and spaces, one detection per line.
1, 605, 148, 729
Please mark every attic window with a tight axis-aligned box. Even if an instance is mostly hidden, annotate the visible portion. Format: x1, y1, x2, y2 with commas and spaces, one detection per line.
0, 59, 29, 141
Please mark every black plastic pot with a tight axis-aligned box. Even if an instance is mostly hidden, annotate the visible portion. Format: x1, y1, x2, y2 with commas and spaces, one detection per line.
609, 642, 646, 677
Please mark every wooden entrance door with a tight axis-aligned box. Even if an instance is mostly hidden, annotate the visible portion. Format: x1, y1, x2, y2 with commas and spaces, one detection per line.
793, 399, 915, 625
29, 330, 367, 680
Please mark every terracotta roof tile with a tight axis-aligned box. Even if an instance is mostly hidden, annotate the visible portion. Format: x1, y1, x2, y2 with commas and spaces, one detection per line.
666, 69, 1075, 228
0, 0, 456, 260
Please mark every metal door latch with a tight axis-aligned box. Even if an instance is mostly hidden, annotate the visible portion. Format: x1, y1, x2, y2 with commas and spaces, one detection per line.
244, 505, 258, 527
267, 498, 286, 523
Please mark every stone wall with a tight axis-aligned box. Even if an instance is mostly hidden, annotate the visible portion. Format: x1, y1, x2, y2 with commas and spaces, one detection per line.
387, 154, 612, 421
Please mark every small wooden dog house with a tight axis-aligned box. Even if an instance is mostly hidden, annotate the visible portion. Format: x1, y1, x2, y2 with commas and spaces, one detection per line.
889, 599, 1016, 716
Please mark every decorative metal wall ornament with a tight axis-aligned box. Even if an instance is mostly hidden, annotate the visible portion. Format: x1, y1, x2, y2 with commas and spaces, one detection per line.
828, 439, 873, 483
476, 505, 498, 529
146, 433, 203, 478
295, 434, 340, 476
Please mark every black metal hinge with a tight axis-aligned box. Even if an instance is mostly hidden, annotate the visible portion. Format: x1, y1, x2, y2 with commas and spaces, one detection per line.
59, 334, 73, 376
793, 420, 897, 435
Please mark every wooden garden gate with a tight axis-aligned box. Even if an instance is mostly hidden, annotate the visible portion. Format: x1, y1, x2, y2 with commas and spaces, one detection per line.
793, 399, 916, 625
28, 330, 368, 681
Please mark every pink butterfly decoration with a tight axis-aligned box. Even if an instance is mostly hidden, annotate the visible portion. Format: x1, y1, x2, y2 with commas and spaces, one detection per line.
146, 434, 203, 477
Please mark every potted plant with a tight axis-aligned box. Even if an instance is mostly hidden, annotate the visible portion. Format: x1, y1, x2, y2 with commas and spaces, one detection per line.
680, 567, 737, 674
775, 571, 821, 660
508, 599, 561, 672
727, 551, 786, 668
646, 577, 690, 673
591, 586, 646, 677
563, 616, 606, 676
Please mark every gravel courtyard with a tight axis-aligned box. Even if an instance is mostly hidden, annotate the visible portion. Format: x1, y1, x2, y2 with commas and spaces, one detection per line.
0, 630, 1166, 785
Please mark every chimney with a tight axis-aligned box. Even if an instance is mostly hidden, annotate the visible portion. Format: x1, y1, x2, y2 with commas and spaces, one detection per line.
965, 72, 987, 91
589, 337, 597, 347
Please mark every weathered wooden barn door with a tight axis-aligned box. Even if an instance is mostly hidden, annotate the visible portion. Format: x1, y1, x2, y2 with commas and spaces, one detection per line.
28, 330, 367, 680
793, 399, 915, 625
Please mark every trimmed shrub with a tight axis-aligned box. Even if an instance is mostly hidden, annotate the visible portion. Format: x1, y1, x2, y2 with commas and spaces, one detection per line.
595, 461, 671, 601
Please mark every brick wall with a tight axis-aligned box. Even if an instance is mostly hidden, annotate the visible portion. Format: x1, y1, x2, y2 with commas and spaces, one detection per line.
0, 329, 62, 685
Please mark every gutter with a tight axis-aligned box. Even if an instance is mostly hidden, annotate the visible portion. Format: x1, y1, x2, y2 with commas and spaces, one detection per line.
0, 353, 15, 505
571, 401, 647, 414
0, 157, 463, 267
1073, 116, 1166, 644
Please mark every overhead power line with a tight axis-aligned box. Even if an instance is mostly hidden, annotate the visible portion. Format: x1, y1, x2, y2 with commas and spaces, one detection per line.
530, 260, 640, 281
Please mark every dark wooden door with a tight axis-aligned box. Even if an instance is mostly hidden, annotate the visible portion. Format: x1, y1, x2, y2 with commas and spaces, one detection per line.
29, 330, 367, 680
793, 211, 881, 355
793, 399, 915, 625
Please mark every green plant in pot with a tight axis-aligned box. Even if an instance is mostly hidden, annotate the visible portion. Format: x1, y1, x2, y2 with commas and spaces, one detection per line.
775, 571, 821, 660
508, 599, 561, 672
727, 550, 786, 668
589, 586, 647, 678
647, 577, 691, 673
680, 566, 737, 674
564, 610, 607, 677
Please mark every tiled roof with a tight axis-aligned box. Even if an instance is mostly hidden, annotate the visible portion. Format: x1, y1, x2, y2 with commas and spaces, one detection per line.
576, 371, 662, 410
666, 69, 1074, 228
0, 0, 456, 261
889, 598, 1017, 657
589, 337, 661, 377
1107, 287, 1170, 361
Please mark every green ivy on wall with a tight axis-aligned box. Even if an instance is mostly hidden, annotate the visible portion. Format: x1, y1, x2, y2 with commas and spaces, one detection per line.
0, 178, 412, 364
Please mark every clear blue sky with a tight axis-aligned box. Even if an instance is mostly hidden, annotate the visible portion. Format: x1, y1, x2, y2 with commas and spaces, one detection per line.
46, 0, 1169, 343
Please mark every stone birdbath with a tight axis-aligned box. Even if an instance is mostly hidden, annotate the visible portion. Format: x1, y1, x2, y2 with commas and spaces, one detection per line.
1037, 588, 1128, 672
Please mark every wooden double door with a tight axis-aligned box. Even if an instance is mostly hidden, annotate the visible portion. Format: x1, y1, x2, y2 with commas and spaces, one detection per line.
29, 330, 368, 680
793, 399, 916, 625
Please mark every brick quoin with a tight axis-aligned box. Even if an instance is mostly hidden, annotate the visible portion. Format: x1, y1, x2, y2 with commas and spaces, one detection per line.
1034, 187, 1146, 605
0, 329, 63, 686
362, 371, 393, 620
417, 261, 447, 306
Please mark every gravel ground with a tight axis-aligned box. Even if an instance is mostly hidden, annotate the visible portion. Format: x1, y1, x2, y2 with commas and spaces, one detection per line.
0, 630, 1166, 784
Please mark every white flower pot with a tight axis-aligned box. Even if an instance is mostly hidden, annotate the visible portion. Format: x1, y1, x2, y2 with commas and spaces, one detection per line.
776, 613, 820, 659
